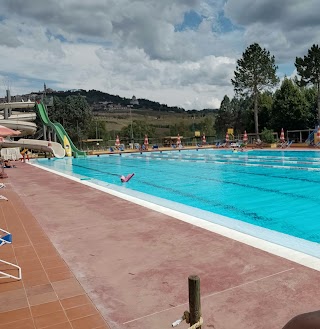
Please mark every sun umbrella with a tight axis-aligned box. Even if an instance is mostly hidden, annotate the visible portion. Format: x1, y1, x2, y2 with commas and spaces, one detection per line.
280, 128, 285, 142
202, 134, 206, 144
225, 132, 229, 142
115, 135, 120, 146
243, 130, 248, 143
144, 134, 149, 145
176, 134, 181, 145
0, 125, 21, 137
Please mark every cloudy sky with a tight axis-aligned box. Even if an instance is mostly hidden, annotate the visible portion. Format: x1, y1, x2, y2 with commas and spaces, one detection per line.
0, 0, 319, 110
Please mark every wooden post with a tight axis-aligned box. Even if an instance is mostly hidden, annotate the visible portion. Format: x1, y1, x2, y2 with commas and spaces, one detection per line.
188, 275, 201, 328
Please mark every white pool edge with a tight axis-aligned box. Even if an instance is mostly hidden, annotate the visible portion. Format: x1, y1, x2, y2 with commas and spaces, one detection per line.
30, 161, 320, 271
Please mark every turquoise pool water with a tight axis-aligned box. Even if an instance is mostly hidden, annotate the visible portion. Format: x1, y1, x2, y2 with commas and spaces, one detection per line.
36, 149, 320, 255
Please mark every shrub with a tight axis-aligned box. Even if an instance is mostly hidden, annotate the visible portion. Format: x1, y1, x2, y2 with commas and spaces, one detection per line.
261, 128, 276, 143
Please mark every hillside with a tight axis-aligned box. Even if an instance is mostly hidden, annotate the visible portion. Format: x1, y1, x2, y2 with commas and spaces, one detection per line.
50, 89, 218, 114
49, 89, 218, 138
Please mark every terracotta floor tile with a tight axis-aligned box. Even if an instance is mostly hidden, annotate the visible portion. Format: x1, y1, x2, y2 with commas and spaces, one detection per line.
0, 289, 28, 312
0, 307, 31, 325
52, 278, 84, 299
0, 245, 15, 258
28, 291, 58, 306
16, 259, 43, 272
0, 279, 23, 293
10, 238, 30, 248
26, 283, 53, 297
42, 322, 72, 329
31, 237, 51, 245
71, 314, 106, 329
0, 256, 17, 266
31, 301, 63, 317
33, 311, 68, 329
22, 269, 47, 280
14, 245, 38, 260
33, 243, 56, 254
47, 270, 73, 282
29, 232, 48, 240
0, 317, 35, 329
40, 257, 64, 269
32, 242, 50, 249
45, 264, 70, 276
65, 303, 98, 321
60, 294, 91, 309
27, 232, 45, 239
23, 272, 50, 288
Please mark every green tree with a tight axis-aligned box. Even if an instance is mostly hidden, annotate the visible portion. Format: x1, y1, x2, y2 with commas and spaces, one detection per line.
120, 120, 155, 141
215, 95, 235, 136
230, 96, 254, 135
87, 119, 110, 141
295, 44, 320, 124
232, 43, 279, 138
258, 91, 273, 130
301, 86, 317, 127
48, 95, 93, 143
169, 121, 189, 136
271, 78, 309, 131
198, 116, 215, 136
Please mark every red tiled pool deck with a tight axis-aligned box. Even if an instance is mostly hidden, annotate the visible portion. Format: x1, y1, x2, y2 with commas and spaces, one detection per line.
0, 161, 320, 329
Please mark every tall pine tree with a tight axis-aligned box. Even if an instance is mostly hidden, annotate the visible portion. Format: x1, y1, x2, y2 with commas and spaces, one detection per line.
295, 44, 320, 125
232, 43, 279, 138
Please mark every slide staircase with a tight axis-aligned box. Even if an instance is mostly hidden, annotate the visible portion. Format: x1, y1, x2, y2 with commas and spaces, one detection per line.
35, 102, 86, 157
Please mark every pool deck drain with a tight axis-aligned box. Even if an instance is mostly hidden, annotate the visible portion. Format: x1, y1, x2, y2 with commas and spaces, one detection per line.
1, 161, 320, 329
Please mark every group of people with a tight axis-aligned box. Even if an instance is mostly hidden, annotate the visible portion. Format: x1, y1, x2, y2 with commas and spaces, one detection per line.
2, 159, 16, 168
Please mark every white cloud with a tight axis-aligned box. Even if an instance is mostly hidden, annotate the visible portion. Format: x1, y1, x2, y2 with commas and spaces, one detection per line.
225, 0, 320, 62
0, 0, 317, 110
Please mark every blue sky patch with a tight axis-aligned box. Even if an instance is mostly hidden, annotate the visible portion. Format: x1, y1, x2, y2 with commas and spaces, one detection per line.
46, 29, 67, 42
212, 10, 244, 33
175, 10, 203, 31
278, 63, 295, 77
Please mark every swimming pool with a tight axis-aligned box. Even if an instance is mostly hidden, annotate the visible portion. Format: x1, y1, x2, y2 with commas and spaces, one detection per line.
35, 149, 320, 257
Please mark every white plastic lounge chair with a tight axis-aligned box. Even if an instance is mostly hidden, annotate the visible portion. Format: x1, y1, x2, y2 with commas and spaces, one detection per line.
0, 228, 22, 280
0, 259, 22, 280
0, 183, 5, 189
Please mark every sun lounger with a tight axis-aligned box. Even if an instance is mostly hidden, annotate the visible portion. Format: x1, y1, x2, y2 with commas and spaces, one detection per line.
254, 139, 263, 148
285, 140, 293, 148
0, 228, 12, 246
217, 142, 227, 148
280, 140, 293, 148
0, 228, 22, 280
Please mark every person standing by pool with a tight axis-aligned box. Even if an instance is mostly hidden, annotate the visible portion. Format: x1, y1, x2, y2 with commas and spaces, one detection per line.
144, 135, 149, 150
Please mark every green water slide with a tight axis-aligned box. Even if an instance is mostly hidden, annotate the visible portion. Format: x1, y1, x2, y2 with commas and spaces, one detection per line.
35, 102, 86, 157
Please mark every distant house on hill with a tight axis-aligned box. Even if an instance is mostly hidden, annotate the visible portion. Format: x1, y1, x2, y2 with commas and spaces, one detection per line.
130, 95, 139, 105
